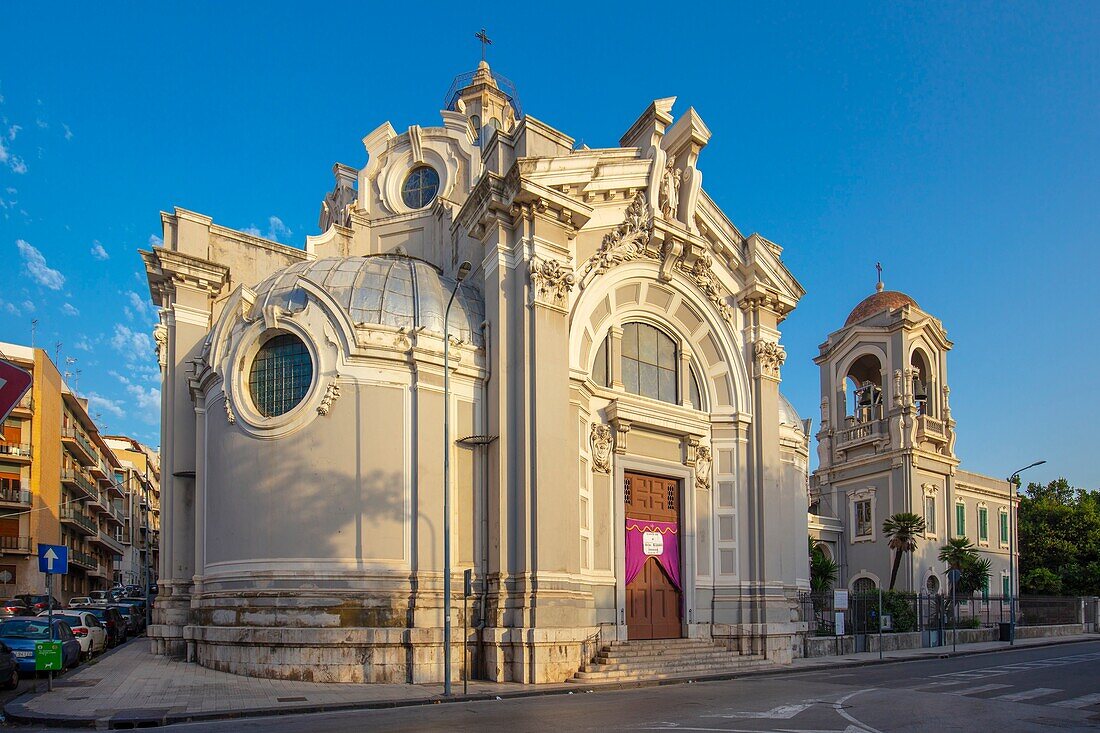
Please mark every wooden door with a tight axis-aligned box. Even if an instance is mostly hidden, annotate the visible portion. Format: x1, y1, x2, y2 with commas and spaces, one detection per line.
625, 472, 681, 639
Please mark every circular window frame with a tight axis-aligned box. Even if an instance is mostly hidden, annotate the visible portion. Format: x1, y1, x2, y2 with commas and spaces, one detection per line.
401, 165, 440, 210
247, 331, 314, 419
228, 323, 323, 438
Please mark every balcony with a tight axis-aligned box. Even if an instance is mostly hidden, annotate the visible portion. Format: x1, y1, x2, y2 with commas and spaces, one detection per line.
0, 536, 33, 554
0, 483, 31, 506
61, 427, 97, 465
916, 414, 950, 446
88, 563, 109, 579
60, 507, 97, 536
85, 487, 108, 514
0, 442, 31, 462
835, 417, 889, 448
69, 550, 97, 570
90, 530, 124, 556
8, 392, 32, 416
60, 468, 96, 499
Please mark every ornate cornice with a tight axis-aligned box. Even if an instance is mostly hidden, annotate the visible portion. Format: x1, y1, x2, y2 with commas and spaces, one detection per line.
753, 339, 787, 380
579, 191, 655, 287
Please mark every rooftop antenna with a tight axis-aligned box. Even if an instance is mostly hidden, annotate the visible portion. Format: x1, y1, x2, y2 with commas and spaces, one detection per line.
475, 28, 492, 61
54, 341, 62, 366
875, 262, 884, 293
30, 319, 37, 348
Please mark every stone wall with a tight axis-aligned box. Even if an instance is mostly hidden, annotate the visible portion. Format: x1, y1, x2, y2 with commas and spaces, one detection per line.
800, 624, 1086, 658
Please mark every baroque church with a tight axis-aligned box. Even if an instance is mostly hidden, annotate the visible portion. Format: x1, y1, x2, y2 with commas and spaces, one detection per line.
141, 56, 1006, 685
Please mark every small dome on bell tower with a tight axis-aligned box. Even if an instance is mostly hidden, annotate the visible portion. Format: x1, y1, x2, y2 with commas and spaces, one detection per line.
443, 31, 522, 146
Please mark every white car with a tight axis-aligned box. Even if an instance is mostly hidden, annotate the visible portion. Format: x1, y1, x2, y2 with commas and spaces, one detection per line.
67, 597, 92, 608
37, 610, 108, 657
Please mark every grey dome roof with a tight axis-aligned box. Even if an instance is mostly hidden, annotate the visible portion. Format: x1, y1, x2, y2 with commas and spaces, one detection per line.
250, 255, 484, 345
778, 393, 802, 428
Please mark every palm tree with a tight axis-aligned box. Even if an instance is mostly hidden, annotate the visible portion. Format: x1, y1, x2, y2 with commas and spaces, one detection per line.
938, 537, 990, 594
882, 512, 926, 590
938, 537, 976, 571
809, 537, 839, 596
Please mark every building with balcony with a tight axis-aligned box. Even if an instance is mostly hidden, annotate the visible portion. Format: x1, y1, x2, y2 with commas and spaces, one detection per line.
0, 342, 125, 601
103, 436, 160, 591
808, 280, 1014, 596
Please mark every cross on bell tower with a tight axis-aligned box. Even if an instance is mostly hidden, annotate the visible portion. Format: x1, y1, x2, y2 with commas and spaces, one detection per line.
475, 28, 492, 61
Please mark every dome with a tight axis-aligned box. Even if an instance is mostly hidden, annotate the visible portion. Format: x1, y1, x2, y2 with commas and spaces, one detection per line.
250, 254, 484, 345
778, 392, 802, 428
844, 287, 919, 327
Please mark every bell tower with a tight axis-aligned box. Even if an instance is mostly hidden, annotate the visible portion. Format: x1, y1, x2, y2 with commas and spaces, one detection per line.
810, 270, 959, 592
444, 34, 520, 147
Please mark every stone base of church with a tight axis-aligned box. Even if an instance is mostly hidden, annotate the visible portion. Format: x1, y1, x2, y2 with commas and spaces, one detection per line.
481, 626, 594, 683
149, 582, 192, 659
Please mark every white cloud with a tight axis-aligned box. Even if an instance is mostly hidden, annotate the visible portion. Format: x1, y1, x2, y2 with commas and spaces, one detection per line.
87, 392, 125, 418
7, 125, 19, 141
74, 337, 93, 352
16, 239, 65, 289
90, 241, 109, 260
1, 301, 18, 316
20, 299, 34, 312
62, 124, 72, 141
35, 118, 47, 129
0, 139, 21, 173
61, 302, 79, 316
148, 234, 162, 246
109, 370, 132, 386
8, 157, 25, 174
242, 216, 293, 242
127, 383, 160, 412
126, 291, 151, 317
5, 188, 15, 195
109, 323, 153, 359
242, 225, 261, 237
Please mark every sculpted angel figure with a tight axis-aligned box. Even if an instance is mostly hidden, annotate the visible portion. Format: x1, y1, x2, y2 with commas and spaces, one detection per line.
659, 160, 682, 220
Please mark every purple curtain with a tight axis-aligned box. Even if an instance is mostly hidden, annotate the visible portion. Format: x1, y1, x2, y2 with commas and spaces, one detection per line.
625, 517, 681, 590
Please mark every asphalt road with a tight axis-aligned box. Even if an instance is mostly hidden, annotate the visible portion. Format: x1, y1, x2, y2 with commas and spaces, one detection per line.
13, 640, 1100, 732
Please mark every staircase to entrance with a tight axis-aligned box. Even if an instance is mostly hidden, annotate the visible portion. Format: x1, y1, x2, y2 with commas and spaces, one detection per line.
569, 638, 771, 683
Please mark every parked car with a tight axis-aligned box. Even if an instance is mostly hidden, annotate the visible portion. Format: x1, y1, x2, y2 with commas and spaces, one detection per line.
38, 610, 107, 658
108, 604, 140, 636
87, 591, 109, 606
0, 642, 19, 689
72, 606, 126, 647
13, 594, 61, 614
0, 599, 30, 619
0, 618, 81, 673
119, 599, 147, 626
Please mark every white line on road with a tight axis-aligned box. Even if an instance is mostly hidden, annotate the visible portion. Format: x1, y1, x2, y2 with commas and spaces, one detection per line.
1051, 693, 1100, 709
992, 687, 1062, 702
944, 683, 1012, 696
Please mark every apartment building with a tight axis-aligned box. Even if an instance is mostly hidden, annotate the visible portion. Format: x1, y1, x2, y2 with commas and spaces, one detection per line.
103, 436, 160, 590
0, 342, 127, 601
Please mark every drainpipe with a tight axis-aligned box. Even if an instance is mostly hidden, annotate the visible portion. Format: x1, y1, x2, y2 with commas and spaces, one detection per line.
479, 319, 492, 673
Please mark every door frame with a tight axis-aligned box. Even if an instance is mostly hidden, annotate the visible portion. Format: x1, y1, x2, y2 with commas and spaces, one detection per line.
614, 455, 695, 642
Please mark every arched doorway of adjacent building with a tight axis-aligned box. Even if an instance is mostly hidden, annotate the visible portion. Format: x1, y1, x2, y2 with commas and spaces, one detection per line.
624, 471, 682, 639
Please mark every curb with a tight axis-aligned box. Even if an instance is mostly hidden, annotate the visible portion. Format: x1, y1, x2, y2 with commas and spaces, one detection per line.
5, 635, 1097, 729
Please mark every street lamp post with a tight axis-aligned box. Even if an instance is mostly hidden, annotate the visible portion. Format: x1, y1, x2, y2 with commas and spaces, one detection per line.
1008, 459, 1045, 646
442, 261, 472, 697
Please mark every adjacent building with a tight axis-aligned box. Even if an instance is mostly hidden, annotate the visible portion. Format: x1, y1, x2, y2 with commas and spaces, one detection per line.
0, 343, 127, 600
808, 282, 1014, 596
104, 436, 161, 591
143, 59, 812, 684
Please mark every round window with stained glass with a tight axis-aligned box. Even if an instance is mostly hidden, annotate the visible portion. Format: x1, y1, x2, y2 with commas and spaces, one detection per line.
248, 333, 313, 418
401, 165, 440, 209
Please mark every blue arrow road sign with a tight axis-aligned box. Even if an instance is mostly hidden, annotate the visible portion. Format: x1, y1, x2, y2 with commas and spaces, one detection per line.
37, 544, 68, 575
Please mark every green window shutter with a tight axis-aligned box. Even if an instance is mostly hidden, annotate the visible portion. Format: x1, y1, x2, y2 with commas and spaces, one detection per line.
956, 504, 965, 536
1002, 575, 1010, 596
1000, 512, 1009, 543
979, 508, 988, 541
981, 575, 989, 601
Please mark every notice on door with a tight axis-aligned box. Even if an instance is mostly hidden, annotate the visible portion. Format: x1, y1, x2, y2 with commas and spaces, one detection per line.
642, 531, 664, 556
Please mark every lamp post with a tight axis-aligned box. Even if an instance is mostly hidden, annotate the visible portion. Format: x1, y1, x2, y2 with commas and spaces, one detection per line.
443, 261, 472, 697
1008, 459, 1045, 645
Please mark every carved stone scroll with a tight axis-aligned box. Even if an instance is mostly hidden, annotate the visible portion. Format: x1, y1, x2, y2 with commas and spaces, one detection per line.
753, 340, 787, 379
223, 392, 236, 425
694, 445, 712, 491
317, 381, 341, 416
579, 192, 654, 287
530, 256, 576, 309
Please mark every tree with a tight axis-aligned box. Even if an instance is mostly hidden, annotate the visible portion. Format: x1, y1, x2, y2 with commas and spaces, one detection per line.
938, 537, 990, 595
1019, 478, 1100, 596
882, 512, 926, 590
809, 537, 838, 596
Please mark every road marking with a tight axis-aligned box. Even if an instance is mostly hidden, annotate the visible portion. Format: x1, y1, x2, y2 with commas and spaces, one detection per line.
705, 703, 813, 719
1051, 693, 1100, 709
945, 683, 1011, 696
992, 687, 1062, 702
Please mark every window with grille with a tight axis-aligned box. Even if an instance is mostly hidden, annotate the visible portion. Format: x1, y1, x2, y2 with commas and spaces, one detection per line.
855, 499, 872, 537
621, 322, 677, 405
924, 495, 936, 535
401, 166, 439, 209
248, 333, 313, 417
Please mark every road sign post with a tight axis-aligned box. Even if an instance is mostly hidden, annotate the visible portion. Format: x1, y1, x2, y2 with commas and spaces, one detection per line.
37, 544, 68, 691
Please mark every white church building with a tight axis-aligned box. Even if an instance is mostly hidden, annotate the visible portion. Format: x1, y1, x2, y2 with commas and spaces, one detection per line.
143, 58, 817, 684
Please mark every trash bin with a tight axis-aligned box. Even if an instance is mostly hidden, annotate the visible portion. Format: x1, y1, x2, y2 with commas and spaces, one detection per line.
998, 622, 1014, 642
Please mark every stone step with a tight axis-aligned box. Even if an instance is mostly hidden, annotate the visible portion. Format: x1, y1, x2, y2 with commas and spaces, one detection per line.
569, 657, 772, 683
593, 649, 743, 665
603, 641, 726, 653
584, 651, 765, 671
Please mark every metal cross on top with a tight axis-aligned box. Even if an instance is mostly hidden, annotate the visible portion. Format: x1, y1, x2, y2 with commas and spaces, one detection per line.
475, 28, 492, 61
875, 261, 883, 290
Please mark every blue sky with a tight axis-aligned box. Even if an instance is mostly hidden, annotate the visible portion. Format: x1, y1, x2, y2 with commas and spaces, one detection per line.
0, 2, 1096, 487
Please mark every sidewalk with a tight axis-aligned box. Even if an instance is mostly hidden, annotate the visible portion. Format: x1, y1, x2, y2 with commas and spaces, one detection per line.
6, 633, 1097, 728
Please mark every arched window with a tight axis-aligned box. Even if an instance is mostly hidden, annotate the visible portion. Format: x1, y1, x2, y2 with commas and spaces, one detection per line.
846, 353, 883, 423
470, 115, 481, 146
249, 333, 313, 417
853, 577, 877, 594
688, 366, 703, 411
622, 322, 677, 404
592, 338, 609, 387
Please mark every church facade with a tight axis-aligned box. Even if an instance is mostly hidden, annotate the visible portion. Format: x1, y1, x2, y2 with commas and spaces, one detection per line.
143, 60, 813, 684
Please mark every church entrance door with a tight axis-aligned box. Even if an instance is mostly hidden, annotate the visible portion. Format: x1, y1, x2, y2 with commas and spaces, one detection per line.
625, 471, 682, 640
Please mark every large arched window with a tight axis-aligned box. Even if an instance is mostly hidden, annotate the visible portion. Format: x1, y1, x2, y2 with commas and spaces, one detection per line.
622, 322, 677, 404
249, 333, 313, 417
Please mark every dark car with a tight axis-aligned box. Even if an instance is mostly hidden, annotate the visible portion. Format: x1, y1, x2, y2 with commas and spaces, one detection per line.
72, 606, 126, 647
108, 604, 140, 636
120, 598, 148, 625
0, 599, 30, 619
13, 594, 61, 614
0, 618, 81, 673
0, 642, 18, 688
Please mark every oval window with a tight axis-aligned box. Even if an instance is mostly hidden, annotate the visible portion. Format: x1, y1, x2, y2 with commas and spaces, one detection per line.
401, 165, 440, 209
248, 333, 313, 417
